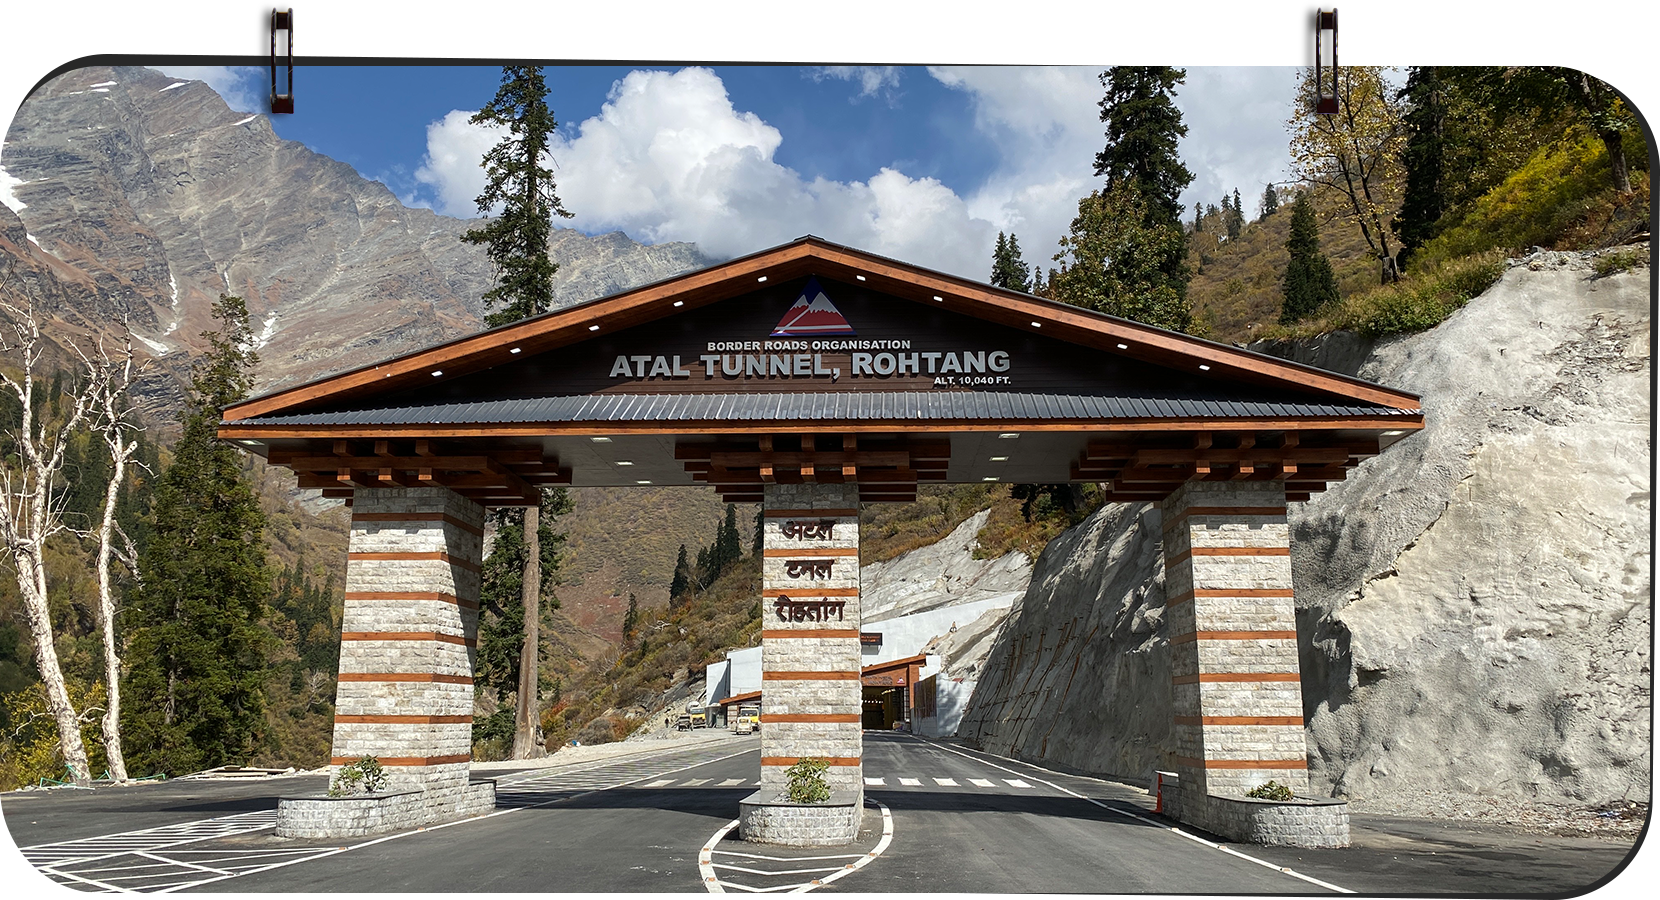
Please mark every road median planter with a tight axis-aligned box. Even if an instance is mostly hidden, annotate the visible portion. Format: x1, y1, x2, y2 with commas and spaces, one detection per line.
276, 779, 496, 839
738, 789, 863, 846
1166, 781, 1349, 849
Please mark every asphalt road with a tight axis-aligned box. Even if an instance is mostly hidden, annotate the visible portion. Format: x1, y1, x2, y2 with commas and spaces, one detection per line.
0, 732, 1644, 894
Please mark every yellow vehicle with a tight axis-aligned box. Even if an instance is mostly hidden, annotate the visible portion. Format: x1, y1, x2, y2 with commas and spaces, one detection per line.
677, 701, 708, 730
731, 704, 760, 734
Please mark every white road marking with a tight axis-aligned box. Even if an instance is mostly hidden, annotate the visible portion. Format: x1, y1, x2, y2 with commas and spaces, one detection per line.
907, 735, 1354, 894
933, 777, 958, 786
719, 778, 748, 786
699, 801, 893, 894
644, 779, 676, 787
1003, 778, 1032, 788
864, 777, 885, 786
969, 778, 996, 788
898, 777, 921, 786
682, 778, 711, 786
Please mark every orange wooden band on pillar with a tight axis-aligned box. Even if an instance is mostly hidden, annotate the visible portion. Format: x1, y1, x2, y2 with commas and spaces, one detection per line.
762, 548, 860, 557
764, 509, 859, 518
340, 631, 477, 647
771, 588, 860, 598
347, 551, 481, 574
1175, 756, 1308, 770
333, 714, 472, 724
762, 629, 860, 639
1167, 589, 1296, 607
761, 757, 861, 767
1172, 672, 1301, 685
1174, 715, 1304, 726
1169, 631, 1299, 645
344, 591, 480, 610
337, 673, 474, 685
350, 511, 485, 537
330, 754, 471, 766
762, 714, 861, 724
763, 671, 861, 680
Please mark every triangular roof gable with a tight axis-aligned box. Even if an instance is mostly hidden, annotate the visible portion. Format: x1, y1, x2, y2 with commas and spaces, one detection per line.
222, 236, 1420, 423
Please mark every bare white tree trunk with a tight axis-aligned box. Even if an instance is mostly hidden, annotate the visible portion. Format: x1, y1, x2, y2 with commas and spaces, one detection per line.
90, 330, 140, 783
0, 291, 106, 786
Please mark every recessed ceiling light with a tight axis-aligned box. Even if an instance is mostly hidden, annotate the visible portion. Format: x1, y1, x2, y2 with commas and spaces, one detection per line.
431, 370, 443, 377
1116, 343, 1128, 350
990, 456, 1008, 462
591, 437, 612, 443
616, 460, 634, 466
636, 480, 652, 484
757, 276, 767, 283
856, 275, 867, 281
673, 300, 684, 307
982, 476, 999, 482
1031, 321, 1042, 328
933, 295, 943, 302
238, 440, 261, 447
1198, 364, 1211, 371
589, 325, 600, 331
998, 433, 1020, 439
510, 347, 521, 354
1382, 430, 1405, 436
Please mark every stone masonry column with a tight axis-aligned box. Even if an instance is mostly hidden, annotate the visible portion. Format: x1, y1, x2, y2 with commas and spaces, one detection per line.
331, 486, 486, 805
749, 482, 862, 838
1161, 481, 1310, 813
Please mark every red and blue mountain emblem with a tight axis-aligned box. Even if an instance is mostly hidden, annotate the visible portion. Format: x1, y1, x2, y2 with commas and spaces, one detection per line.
770, 276, 856, 337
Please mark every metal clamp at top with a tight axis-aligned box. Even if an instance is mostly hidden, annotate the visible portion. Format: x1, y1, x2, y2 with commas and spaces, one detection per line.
270, 8, 294, 114
1314, 9, 1338, 114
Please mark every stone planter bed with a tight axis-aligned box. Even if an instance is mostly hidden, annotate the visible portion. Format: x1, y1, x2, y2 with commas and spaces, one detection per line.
738, 789, 864, 847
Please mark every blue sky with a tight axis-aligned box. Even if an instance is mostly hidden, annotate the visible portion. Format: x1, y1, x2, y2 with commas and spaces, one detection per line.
150, 63, 1300, 279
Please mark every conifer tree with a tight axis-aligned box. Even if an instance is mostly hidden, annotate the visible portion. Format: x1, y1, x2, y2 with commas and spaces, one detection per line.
1093, 67, 1194, 222
1396, 66, 1449, 272
670, 544, 691, 604
621, 594, 639, 647
1192, 201, 1204, 232
1228, 188, 1244, 240
717, 504, 741, 575
475, 495, 567, 700
1261, 183, 1279, 219
990, 232, 1031, 292
1279, 192, 1341, 324
464, 65, 574, 757
122, 296, 272, 776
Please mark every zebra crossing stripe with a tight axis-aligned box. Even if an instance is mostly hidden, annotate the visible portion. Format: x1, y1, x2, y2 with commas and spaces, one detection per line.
644, 779, 675, 787
682, 778, 711, 786
1003, 779, 1032, 788
898, 777, 921, 786
933, 777, 958, 786
969, 778, 995, 787
718, 778, 747, 786
864, 777, 884, 786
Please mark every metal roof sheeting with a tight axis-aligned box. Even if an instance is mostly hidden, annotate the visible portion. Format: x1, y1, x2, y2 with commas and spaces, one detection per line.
230, 392, 1418, 427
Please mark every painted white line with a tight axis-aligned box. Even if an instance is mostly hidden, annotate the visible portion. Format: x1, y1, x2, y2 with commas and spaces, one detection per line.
1003, 778, 1032, 788
719, 778, 747, 786
909, 736, 1354, 894
897, 777, 921, 786
933, 777, 958, 786
134, 850, 233, 875
683, 778, 711, 786
864, 777, 885, 786
699, 800, 893, 894
699, 817, 741, 892
969, 778, 996, 788
644, 779, 676, 787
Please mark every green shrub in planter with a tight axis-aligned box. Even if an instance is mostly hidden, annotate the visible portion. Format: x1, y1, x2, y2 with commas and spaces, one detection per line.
328, 756, 388, 797
1245, 780, 1294, 801
785, 758, 831, 803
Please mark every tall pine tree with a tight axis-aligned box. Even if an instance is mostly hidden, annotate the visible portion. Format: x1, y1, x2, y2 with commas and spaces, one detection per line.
990, 232, 1031, 292
1396, 66, 1449, 272
463, 66, 574, 758
669, 544, 691, 606
122, 296, 272, 776
1279, 192, 1341, 324
1051, 67, 1195, 333
1261, 183, 1279, 219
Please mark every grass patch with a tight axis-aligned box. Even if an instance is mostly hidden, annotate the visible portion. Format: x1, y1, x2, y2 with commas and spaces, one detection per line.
1265, 250, 1507, 339
1592, 247, 1648, 279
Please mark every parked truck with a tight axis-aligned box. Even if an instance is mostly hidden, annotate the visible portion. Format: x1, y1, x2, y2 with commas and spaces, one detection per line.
731, 704, 760, 734
675, 700, 708, 730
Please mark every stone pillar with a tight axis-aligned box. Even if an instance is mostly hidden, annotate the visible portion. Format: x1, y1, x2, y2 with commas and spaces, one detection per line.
328, 488, 488, 807
1161, 481, 1309, 809
757, 482, 862, 794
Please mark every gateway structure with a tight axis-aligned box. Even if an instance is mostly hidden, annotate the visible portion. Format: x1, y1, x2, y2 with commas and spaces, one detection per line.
221, 236, 1422, 846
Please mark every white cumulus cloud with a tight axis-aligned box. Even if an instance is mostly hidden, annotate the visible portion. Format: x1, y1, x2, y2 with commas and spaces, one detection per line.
808, 66, 902, 100
411, 65, 1301, 282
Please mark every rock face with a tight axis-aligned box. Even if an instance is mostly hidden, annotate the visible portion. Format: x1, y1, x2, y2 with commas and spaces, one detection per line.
0, 65, 713, 401
861, 511, 1033, 623
961, 250, 1651, 809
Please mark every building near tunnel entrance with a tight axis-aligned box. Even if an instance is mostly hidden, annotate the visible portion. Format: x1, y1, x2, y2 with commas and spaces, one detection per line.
220, 235, 1422, 845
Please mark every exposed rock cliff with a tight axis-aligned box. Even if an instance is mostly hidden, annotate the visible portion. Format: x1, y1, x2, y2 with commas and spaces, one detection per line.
960, 249, 1651, 813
